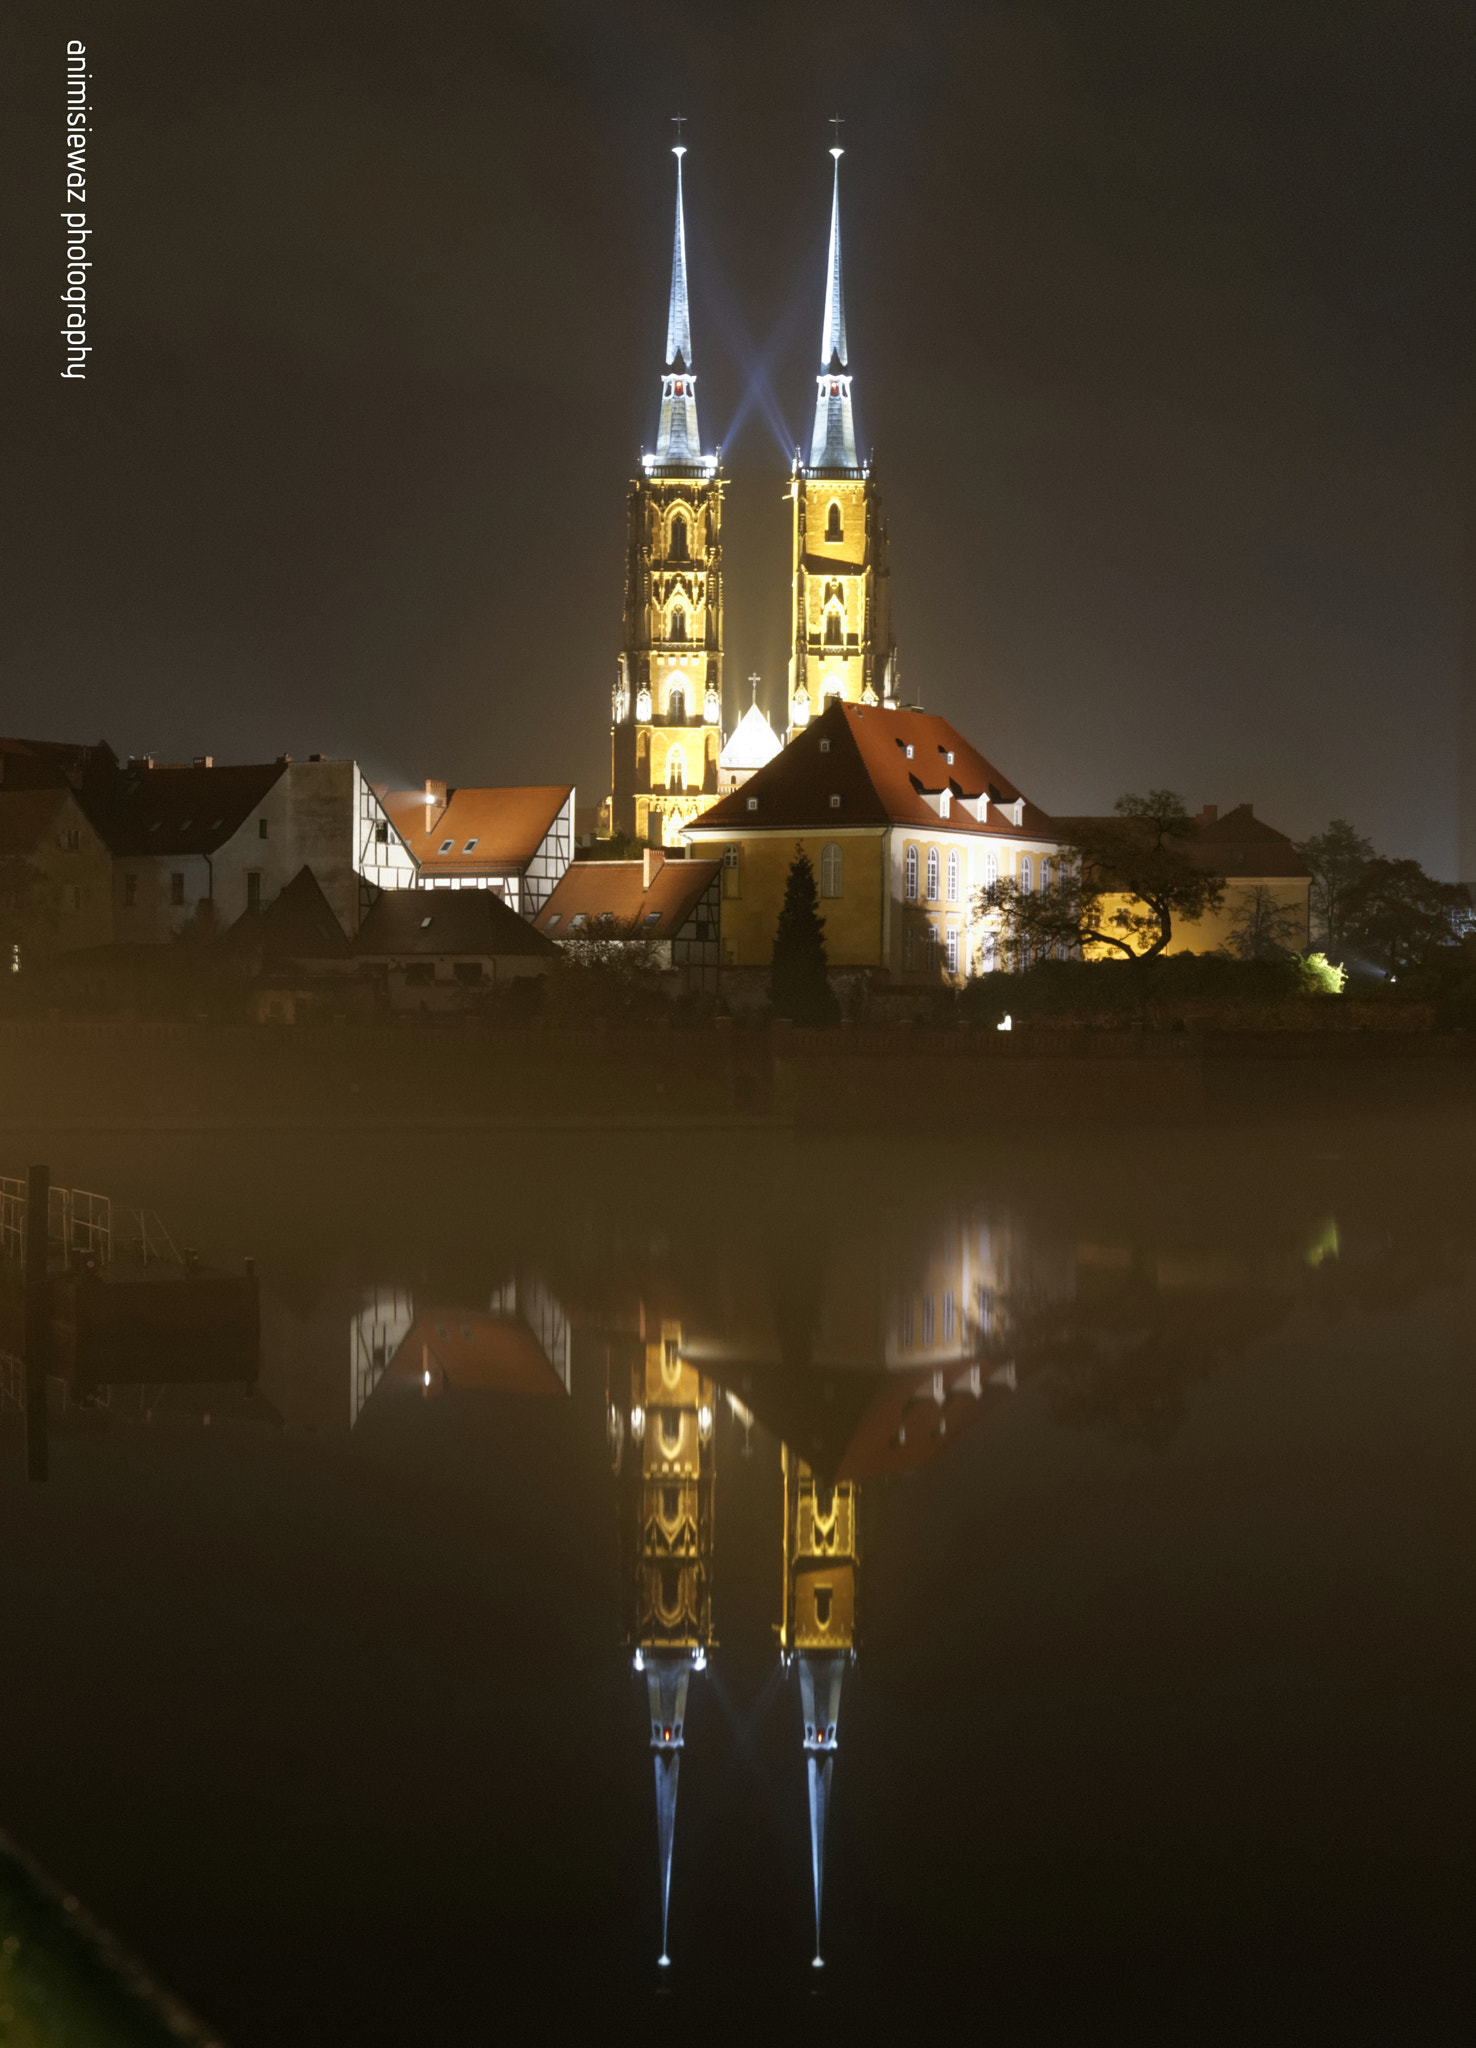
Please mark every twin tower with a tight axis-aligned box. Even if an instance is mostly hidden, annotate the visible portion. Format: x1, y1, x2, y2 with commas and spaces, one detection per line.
609, 144, 900, 848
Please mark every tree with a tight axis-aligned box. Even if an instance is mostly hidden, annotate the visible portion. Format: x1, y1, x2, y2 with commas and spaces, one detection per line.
978, 791, 1223, 968
1223, 884, 1305, 961
770, 845, 839, 1024
1292, 819, 1375, 949
1337, 857, 1473, 975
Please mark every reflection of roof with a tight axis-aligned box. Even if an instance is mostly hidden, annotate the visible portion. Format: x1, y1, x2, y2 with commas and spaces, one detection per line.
389, 1311, 569, 1395
382, 786, 571, 877
0, 788, 68, 855
355, 891, 557, 957
104, 762, 287, 856
221, 866, 352, 957
688, 700, 1054, 842
1052, 803, 1310, 882
535, 857, 719, 936
718, 702, 782, 774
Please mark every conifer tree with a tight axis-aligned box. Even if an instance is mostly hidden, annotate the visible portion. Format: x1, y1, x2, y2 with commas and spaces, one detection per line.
770, 844, 839, 1024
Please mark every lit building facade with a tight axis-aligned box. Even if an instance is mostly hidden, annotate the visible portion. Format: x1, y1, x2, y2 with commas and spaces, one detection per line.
786, 150, 898, 738
611, 148, 726, 849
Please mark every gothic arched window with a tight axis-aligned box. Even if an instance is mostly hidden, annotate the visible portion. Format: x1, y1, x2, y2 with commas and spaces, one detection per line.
820, 842, 843, 899
947, 849, 960, 903
668, 684, 685, 722
826, 501, 843, 542
904, 845, 919, 901
925, 848, 940, 902
667, 747, 685, 792
824, 610, 843, 646
671, 608, 686, 642
670, 514, 689, 561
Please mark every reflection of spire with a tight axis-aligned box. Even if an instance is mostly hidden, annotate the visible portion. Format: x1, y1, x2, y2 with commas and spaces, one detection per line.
780, 1444, 858, 1969
799, 1653, 845, 1966
655, 146, 703, 464
646, 1659, 690, 1967
809, 149, 858, 470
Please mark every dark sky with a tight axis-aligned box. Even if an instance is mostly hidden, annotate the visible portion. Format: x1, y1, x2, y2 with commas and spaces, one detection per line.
6, 1, 1473, 868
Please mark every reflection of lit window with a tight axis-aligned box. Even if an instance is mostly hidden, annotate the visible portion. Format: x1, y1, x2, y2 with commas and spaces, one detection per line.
901, 1298, 913, 1347
943, 1292, 955, 1342
922, 1297, 935, 1347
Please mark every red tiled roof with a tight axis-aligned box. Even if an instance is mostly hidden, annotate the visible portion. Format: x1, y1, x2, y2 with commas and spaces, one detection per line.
535, 856, 719, 937
382, 785, 572, 876
685, 700, 1056, 841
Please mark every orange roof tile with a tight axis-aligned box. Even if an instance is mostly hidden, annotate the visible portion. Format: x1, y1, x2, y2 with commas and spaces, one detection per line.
685, 700, 1056, 841
535, 856, 720, 937
383, 785, 572, 877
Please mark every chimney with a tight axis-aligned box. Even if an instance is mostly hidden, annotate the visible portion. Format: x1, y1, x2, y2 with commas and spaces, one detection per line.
1198, 805, 1217, 824
644, 846, 665, 889
423, 779, 447, 811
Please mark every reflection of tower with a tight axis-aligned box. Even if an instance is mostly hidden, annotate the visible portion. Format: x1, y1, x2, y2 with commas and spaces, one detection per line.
613, 1319, 716, 1966
779, 1444, 858, 1968
786, 146, 898, 739
611, 144, 726, 849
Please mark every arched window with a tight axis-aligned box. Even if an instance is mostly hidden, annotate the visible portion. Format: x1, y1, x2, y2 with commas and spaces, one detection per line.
904, 844, 919, 901
1020, 855, 1033, 894
826, 500, 843, 541
824, 609, 843, 646
984, 849, 998, 890
926, 847, 940, 901
670, 514, 688, 560
821, 842, 843, 899
668, 684, 685, 722
667, 747, 685, 792
671, 608, 686, 642
946, 849, 960, 903
1039, 858, 1051, 897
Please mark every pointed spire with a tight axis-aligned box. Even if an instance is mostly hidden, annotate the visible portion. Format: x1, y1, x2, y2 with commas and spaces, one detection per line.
654, 142, 703, 465
809, 147, 858, 471
820, 149, 848, 371
646, 1659, 692, 1966
666, 146, 693, 371
798, 1653, 846, 1967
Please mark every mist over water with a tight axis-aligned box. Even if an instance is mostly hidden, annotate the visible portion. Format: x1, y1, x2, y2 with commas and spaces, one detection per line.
1, 1115, 1472, 2036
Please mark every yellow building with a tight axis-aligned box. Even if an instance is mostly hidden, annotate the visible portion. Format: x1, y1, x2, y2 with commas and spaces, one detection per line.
610, 146, 725, 849
684, 698, 1060, 992
786, 147, 897, 737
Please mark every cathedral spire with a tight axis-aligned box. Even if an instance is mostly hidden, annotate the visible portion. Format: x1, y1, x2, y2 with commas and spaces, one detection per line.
655, 142, 702, 465
799, 1653, 845, 1967
809, 146, 858, 471
646, 1657, 692, 1966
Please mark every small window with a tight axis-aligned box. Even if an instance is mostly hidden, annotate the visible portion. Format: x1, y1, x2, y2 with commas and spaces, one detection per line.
246, 872, 261, 911
258, 818, 268, 840
945, 750, 955, 766
946, 928, 960, 975
926, 848, 940, 901
947, 850, 960, 904
819, 739, 830, 754
722, 845, 741, 899
984, 849, 998, 889
1020, 855, 1033, 894
570, 912, 588, 928
821, 842, 843, 899
437, 838, 454, 854
644, 911, 662, 926
170, 872, 185, 907
825, 501, 843, 541
463, 838, 478, 853
905, 744, 914, 760
904, 844, 919, 900
747, 797, 758, 812
598, 911, 614, 925
123, 874, 137, 907
419, 915, 433, 929
374, 821, 389, 844
544, 913, 561, 929
829, 794, 841, 809
60, 827, 81, 852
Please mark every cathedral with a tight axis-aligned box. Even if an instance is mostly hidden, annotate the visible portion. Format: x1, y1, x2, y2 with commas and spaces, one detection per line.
609, 141, 895, 846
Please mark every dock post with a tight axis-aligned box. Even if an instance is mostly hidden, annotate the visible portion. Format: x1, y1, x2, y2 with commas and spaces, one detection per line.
24, 1163, 48, 1482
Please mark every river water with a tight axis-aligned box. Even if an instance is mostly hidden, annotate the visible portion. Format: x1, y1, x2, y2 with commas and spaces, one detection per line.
1, 1113, 1472, 2039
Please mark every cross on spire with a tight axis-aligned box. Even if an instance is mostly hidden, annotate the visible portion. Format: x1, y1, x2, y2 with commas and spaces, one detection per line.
748, 672, 761, 699
671, 113, 687, 152
829, 112, 845, 155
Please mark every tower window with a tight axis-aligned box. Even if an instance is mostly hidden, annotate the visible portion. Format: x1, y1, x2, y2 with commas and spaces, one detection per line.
667, 748, 686, 792
904, 845, 919, 901
826, 501, 843, 541
671, 608, 686, 642
926, 848, 940, 902
670, 514, 688, 560
821, 842, 843, 898
825, 611, 843, 646
669, 684, 686, 721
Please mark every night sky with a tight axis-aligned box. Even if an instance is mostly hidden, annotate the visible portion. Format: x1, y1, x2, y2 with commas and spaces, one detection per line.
7, 2, 1473, 868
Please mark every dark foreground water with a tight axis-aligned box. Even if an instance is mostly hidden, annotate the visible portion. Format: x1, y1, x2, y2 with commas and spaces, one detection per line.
1, 1113, 1473, 2041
